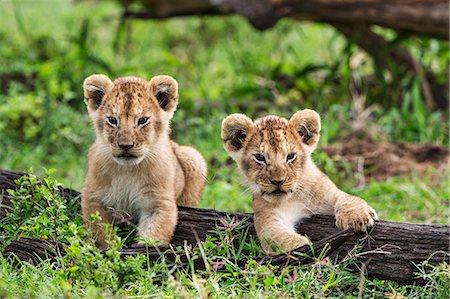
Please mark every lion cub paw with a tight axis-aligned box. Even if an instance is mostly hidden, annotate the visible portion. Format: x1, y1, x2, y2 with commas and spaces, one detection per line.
286, 235, 311, 251
335, 202, 377, 232
134, 238, 169, 247
262, 234, 311, 254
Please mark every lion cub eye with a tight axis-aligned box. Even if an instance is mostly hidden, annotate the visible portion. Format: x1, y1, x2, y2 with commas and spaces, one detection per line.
286, 152, 296, 163
137, 117, 150, 127
106, 116, 118, 127
253, 153, 266, 164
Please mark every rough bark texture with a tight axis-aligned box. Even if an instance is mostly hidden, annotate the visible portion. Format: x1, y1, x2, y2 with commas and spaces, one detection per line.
121, 0, 449, 39
1, 169, 449, 285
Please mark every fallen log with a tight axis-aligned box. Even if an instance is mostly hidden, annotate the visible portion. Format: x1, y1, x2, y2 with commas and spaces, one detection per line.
1, 169, 448, 285
120, 0, 449, 39
4, 231, 353, 275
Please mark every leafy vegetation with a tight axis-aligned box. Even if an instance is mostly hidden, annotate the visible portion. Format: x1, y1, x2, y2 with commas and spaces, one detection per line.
0, 170, 448, 298
0, 0, 448, 297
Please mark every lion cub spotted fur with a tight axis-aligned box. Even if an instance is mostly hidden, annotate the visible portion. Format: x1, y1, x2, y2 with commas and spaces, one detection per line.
222, 110, 377, 253
82, 74, 206, 248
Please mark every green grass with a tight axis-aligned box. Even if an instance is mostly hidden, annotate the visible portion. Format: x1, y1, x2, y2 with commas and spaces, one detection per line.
0, 171, 448, 298
0, 0, 448, 297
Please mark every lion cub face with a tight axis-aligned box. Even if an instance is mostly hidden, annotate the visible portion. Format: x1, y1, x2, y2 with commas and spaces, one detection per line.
83, 74, 179, 166
222, 110, 321, 203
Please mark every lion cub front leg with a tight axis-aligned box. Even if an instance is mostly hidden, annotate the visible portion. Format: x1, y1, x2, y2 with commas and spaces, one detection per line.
253, 196, 310, 253
254, 220, 310, 253
137, 193, 178, 245
334, 192, 377, 232
254, 214, 310, 253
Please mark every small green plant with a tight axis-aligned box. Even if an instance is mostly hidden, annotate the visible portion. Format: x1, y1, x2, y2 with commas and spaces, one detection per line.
0, 169, 83, 248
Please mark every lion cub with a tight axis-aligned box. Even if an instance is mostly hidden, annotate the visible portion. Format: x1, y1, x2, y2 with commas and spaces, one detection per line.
222, 110, 377, 253
82, 74, 207, 248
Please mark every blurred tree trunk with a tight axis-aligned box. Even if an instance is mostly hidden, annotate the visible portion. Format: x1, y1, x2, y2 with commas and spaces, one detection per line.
121, 0, 449, 39
335, 24, 448, 109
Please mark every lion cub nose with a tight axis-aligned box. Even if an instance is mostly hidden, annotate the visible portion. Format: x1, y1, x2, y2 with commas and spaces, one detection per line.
118, 143, 135, 150
269, 179, 286, 187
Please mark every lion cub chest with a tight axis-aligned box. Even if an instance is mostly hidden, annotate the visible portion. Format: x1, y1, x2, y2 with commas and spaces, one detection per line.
101, 173, 154, 221
276, 200, 312, 230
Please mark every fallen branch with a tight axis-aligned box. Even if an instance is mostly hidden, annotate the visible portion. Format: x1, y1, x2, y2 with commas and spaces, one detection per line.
118, 0, 449, 110
120, 0, 449, 39
1, 169, 448, 285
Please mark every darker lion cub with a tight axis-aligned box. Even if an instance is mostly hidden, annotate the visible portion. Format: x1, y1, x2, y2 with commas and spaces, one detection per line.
222, 110, 377, 253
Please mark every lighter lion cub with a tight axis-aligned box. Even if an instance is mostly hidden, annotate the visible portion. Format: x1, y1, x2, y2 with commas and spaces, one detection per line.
82, 74, 207, 248
222, 109, 377, 253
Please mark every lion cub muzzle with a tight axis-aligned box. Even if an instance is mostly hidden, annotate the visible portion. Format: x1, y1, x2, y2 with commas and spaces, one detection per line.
114, 143, 142, 166
111, 134, 144, 166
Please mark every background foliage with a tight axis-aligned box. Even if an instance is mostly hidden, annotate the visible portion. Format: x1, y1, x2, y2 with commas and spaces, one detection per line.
0, 0, 448, 297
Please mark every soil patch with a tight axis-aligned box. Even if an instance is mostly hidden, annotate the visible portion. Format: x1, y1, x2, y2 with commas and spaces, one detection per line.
323, 137, 448, 180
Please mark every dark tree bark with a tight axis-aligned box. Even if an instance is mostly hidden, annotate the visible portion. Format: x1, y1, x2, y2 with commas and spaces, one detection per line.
120, 0, 449, 39
1, 169, 449, 285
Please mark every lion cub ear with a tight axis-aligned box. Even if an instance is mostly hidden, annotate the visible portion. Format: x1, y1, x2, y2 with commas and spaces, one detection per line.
221, 114, 254, 154
83, 74, 113, 113
289, 109, 321, 151
149, 75, 178, 113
